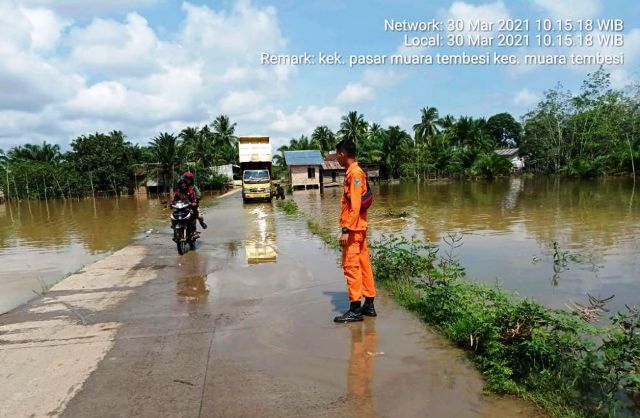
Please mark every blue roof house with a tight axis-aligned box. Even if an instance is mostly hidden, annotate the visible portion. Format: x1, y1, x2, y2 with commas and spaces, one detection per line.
283, 150, 324, 190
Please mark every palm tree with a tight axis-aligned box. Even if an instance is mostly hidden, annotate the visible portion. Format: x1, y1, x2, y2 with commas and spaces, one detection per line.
149, 132, 182, 193
8, 141, 61, 163
413, 107, 440, 145
211, 115, 237, 149
211, 115, 238, 165
359, 123, 385, 163
311, 125, 336, 154
180, 126, 213, 167
338, 111, 368, 145
437, 114, 456, 131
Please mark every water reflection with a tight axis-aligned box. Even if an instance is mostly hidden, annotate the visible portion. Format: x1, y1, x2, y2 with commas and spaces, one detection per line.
176, 275, 209, 303
347, 320, 377, 418
244, 204, 278, 264
175, 251, 211, 304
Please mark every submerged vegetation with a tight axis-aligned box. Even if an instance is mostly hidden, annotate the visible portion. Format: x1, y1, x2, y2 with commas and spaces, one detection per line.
306, 220, 639, 417
276, 200, 298, 215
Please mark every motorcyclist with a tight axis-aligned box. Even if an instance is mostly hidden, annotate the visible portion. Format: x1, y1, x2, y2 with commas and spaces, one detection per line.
172, 178, 197, 229
181, 172, 207, 229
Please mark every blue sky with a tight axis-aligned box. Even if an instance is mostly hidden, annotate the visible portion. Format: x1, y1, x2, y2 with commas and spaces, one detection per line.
0, 0, 638, 150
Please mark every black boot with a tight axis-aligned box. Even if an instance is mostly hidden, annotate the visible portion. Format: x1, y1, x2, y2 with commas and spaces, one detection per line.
199, 218, 208, 229
362, 297, 377, 317
334, 301, 364, 323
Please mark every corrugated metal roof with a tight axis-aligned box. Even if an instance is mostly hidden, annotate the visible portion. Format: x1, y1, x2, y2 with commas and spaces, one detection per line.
495, 148, 519, 157
283, 150, 324, 166
323, 161, 344, 170
325, 151, 338, 162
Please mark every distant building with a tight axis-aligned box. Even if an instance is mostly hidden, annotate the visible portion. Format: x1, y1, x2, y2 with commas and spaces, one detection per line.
283, 150, 324, 190
322, 152, 346, 187
495, 148, 525, 171
213, 164, 240, 181
360, 163, 381, 181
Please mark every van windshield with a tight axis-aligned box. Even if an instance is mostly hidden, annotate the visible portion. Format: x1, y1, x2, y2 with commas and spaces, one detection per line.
243, 170, 270, 184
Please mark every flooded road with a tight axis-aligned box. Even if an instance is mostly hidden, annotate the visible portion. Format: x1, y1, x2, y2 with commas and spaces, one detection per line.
292, 177, 640, 314
0, 192, 541, 417
0, 197, 166, 313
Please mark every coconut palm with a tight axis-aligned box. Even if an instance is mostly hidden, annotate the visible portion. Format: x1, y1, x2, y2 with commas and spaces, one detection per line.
311, 125, 336, 154
437, 114, 456, 131
149, 132, 182, 192
338, 111, 368, 145
413, 107, 440, 145
359, 123, 385, 163
211, 115, 237, 149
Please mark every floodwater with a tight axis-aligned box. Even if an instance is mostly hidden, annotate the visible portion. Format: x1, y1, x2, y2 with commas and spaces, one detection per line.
292, 177, 640, 314
0, 196, 166, 314
2, 177, 637, 318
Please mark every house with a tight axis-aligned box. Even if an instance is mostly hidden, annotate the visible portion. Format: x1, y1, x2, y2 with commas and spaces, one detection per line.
495, 148, 525, 171
322, 152, 346, 187
283, 150, 324, 190
213, 164, 240, 181
360, 163, 381, 182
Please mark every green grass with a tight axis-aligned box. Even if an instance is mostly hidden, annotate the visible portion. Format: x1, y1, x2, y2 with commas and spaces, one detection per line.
276, 199, 298, 215
303, 221, 640, 418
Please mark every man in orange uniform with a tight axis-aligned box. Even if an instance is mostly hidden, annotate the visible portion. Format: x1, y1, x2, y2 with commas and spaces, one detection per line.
334, 139, 377, 323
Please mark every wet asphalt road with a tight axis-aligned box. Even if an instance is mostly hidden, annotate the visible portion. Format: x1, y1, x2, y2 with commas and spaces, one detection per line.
0, 192, 543, 418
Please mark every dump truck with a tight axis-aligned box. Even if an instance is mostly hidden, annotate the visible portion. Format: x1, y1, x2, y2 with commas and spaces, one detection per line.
238, 135, 273, 203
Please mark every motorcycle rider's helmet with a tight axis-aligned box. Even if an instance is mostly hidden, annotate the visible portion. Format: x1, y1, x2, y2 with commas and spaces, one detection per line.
178, 178, 189, 193
182, 172, 194, 185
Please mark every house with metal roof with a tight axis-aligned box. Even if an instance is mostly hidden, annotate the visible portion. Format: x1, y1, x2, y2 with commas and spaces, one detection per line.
283, 150, 324, 190
495, 148, 525, 171
322, 151, 346, 188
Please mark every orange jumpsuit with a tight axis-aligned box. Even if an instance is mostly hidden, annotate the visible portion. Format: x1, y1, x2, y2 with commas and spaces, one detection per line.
340, 162, 376, 302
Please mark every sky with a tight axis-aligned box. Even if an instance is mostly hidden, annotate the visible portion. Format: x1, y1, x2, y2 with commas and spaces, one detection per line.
0, 0, 638, 151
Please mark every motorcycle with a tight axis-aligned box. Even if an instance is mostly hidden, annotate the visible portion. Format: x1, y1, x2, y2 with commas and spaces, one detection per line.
170, 200, 198, 255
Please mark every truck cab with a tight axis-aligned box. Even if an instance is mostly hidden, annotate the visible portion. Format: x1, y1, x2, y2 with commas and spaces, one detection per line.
242, 169, 272, 202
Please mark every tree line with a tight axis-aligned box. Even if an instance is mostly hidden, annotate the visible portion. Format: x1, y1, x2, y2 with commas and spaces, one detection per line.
0, 115, 239, 201
277, 68, 639, 180
1, 69, 638, 201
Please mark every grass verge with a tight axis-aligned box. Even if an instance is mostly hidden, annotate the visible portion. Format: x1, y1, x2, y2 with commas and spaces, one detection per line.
276, 199, 298, 215
305, 222, 640, 418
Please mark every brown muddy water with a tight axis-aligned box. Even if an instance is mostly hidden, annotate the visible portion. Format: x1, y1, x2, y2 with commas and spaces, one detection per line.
0, 196, 166, 314
292, 177, 640, 315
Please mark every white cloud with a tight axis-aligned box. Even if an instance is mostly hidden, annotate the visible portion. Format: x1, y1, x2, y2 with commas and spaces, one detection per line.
335, 83, 375, 104
0, 0, 296, 148
382, 115, 411, 128
0, 3, 81, 112
269, 106, 342, 134
531, 0, 600, 19
220, 91, 264, 114
69, 13, 159, 77
513, 88, 540, 107
20, 7, 71, 51
180, 1, 287, 62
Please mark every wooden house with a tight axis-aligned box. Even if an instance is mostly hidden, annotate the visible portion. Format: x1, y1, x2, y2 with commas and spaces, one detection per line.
283, 150, 324, 190
322, 152, 346, 187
